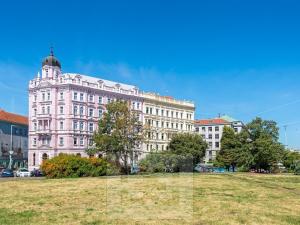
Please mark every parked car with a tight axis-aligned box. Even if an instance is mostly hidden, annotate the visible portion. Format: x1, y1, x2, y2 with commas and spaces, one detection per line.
16, 168, 30, 177
30, 169, 44, 177
1, 169, 14, 177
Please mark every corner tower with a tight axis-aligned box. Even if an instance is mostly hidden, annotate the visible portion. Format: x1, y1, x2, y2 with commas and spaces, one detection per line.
41, 48, 62, 79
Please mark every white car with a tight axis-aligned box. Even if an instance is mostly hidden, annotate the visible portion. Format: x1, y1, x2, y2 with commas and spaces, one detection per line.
16, 168, 30, 177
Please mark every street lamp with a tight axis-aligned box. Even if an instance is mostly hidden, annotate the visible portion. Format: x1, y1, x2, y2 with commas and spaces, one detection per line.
9, 125, 16, 169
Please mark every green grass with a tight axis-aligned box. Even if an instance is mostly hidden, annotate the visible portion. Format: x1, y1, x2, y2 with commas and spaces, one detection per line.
0, 173, 299, 225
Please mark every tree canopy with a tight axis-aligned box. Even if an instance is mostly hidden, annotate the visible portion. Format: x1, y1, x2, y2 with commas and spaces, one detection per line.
88, 100, 143, 174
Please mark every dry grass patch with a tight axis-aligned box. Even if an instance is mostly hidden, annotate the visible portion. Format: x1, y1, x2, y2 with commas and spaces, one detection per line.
0, 173, 299, 225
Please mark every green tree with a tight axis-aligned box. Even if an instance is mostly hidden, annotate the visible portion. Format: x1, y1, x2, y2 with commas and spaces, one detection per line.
240, 117, 284, 172
283, 150, 300, 172
168, 133, 207, 166
88, 101, 143, 174
216, 126, 241, 172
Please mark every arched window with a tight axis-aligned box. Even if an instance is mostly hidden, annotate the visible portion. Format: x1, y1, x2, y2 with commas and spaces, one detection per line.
33, 153, 36, 166
42, 153, 48, 161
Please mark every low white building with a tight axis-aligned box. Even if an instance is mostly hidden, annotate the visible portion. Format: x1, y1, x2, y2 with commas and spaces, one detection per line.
194, 115, 243, 163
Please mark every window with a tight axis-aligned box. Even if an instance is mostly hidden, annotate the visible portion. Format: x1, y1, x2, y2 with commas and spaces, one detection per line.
161, 133, 164, 140
47, 92, 50, 101
137, 102, 140, 109
99, 96, 103, 104
234, 128, 238, 132
171, 123, 174, 128
73, 121, 78, 130
176, 123, 178, 129
34, 95, 37, 102
215, 134, 219, 139
215, 142, 220, 148
208, 127, 212, 132
89, 123, 94, 132
79, 121, 84, 130
215, 126, 219, 132
166, 111, 169, 117
42, 107, 45, 114
33, 153, 36, 166
89, 95, 94, 102
33, 138, 37, 146
42, 153, 48, 160
132, 102, 135, 109
74, 92, 78, 100
80, 93, 84, 101
202, 127, 206, 132
181, 113, 183, 119
60, 121, 64, 130
80, 137, 84, 146
166, 122, 169, 128
45, 69, 48, 77
60, 106, 64, 114
60, 92, 64, 100
171, 111, 174, 118
195, 127, 199, 132
150, 108, 153, 114
146, 107, 149, 114
42, 93, 45, 101
176, 112, 178, 118
47, 106, 50, 114
208, 134, 212, 139
161, 110, 164, 116
80, 106, 84, 115
156, 108, 159, 115
181, 124, 183, 130
34, 109, 37, 116
59, 137, 64, 146
73, 137, 77, 146
161, 121, 164, 128
99, 109, 103, 117
156, 133, 159, 140
208, 142, 212, 147
156, 121, 159, 127
89, 108, 93, 117
34, 122, 37, 131
73, 106, 78, 115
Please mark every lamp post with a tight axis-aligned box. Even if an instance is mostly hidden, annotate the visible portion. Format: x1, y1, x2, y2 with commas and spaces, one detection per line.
9, 125, 16, 169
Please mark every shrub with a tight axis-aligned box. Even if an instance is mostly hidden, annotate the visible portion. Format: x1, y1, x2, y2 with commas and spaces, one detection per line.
139, 152, 195, 173
295, 161, 300, 175
40, 154, 118, 178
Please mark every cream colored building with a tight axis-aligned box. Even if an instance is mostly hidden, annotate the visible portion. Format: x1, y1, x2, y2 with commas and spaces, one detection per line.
141, 93, 195, 156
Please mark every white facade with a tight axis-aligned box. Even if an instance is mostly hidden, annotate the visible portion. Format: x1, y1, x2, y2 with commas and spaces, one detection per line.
142, 93, 195, 155
195, 117, 243, 163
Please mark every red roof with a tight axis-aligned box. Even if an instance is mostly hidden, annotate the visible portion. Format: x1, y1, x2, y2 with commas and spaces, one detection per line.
195, 118, 230, 126
0, 110, 28, 126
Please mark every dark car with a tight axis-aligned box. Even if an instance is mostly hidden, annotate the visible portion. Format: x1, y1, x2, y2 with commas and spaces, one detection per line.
1, 169, 14, 177
30, 169, 44, 177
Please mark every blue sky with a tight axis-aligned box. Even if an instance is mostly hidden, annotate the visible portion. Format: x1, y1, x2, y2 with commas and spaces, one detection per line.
0, 0, 300, 148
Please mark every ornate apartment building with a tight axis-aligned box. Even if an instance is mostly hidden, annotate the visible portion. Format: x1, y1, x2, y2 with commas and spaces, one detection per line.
28, 51, 195, 170
142, 93, 195, 154
194, 116, 243, 163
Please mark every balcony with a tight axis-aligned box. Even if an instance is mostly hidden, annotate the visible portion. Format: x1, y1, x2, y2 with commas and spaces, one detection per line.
37, 113, 52, 119
36, 128, 51, 135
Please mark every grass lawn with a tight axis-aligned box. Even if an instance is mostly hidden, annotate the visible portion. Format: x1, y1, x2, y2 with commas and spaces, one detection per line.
0, 173, 299, 225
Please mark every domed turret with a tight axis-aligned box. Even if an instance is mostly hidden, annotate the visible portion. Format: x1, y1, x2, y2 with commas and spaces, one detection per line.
41, 48, 62, 79
42, 48, 61, 68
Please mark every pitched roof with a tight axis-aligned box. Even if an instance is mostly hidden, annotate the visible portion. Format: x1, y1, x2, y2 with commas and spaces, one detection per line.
195, 118, 230, 126
0, 110, 28, 126
220, 115, 239, 122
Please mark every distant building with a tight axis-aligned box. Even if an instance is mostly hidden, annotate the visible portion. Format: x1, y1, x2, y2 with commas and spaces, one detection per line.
0, 110, 28, 168
142, 93, 195, 155
194, 115, 243, 163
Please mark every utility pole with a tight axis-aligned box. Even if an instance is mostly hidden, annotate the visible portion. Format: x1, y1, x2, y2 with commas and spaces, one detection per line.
283, 125, 288, 148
